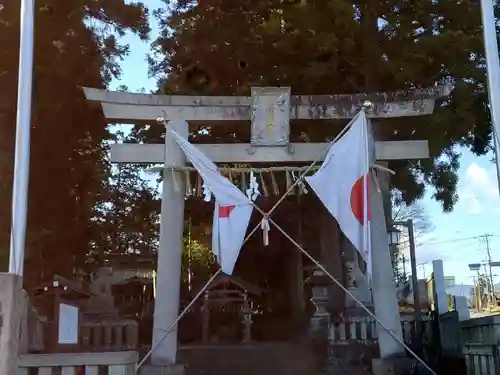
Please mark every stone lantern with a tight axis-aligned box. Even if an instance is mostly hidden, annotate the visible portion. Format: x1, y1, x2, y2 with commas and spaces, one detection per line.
240, 291, 254, 343
305, 266, 332, 331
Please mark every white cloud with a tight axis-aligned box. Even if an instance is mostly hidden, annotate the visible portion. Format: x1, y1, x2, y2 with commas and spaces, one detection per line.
460, 187, 483, 214
459, 162, 500, 215
464, 163, 498, 197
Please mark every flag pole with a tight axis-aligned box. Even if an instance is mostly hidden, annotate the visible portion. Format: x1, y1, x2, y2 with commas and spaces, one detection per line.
10, 0, 35, 276
480, 0, 500, 195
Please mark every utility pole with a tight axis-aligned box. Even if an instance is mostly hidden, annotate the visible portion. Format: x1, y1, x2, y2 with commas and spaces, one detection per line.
401, 254, 407, 278
393, 220, 421, 343
406, 219, 421, 342
472, 276, 480, 312
469, 263, 483, 312
477, 271, 483, 312
482, 234, 495, 309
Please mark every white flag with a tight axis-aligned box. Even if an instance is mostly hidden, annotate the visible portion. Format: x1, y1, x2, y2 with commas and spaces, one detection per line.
305, 111, 372, 274
168, 129, 253, 275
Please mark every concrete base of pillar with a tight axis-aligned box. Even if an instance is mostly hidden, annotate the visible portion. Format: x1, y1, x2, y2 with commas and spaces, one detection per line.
138, 363, 185, 375
372, 357, 418, 375
0, 273, 23, 375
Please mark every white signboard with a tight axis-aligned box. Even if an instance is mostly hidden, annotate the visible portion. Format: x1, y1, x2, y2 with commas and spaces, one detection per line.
58, 303, 79, 344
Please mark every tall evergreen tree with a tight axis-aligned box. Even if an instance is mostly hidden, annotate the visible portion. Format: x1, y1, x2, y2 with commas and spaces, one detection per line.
88, 130, 160, 267
148, 0, 495, 211
0, 1, 149, 285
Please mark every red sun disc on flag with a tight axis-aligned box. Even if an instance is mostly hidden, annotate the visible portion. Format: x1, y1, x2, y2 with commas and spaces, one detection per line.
219, 205, 235, 218
350, 175, 371, 225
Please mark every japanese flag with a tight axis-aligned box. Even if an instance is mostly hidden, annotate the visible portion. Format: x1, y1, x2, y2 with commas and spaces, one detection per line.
305, 111, 372, 275
168, 129, 253, 275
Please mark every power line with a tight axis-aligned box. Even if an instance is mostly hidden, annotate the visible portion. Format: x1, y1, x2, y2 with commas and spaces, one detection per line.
417, 232, 500, 247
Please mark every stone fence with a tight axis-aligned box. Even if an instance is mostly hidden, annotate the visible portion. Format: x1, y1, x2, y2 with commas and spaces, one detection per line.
326, 313, 500, 375
0, 273, 23, 375
20, 313, 139, 353
19, 291, 45, 353
17, 350, 138, 375
328, 315, 433, 345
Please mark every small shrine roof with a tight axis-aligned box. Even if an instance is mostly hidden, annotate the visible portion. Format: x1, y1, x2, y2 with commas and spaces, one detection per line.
33, 274, 91, 297
108, 269, 154, 285
113, 276, 152, 286
193, 274, 264, 297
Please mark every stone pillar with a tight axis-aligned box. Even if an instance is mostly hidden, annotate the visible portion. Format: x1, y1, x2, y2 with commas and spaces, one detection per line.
370, 171, 405, 358
454, 296, 470, 321
0, 273, 23, 375
432, 259, 447, 314
18, 290, 29, 355
151, 120, 188, 365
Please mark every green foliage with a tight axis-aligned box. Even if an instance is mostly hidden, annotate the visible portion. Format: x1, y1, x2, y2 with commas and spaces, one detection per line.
147, 0, 496, 211
182, 235, 216, 290
0, 1, 149, 285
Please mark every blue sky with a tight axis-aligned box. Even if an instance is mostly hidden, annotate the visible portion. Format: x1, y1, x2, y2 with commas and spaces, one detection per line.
417, 151, 500, 284
114, 0, 500, 286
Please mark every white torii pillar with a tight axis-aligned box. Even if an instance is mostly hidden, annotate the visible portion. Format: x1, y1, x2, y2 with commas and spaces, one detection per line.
83, 85, 449, 365
152, 120, 188, 365
369, 168, 405, 356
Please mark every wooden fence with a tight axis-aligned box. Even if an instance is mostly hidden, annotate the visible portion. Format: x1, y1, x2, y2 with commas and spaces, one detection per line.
461, 315, 500, 375
463, 344, 498, 375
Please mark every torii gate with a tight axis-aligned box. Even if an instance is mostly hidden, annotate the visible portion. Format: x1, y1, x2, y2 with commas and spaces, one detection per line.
84, 85, 450, 368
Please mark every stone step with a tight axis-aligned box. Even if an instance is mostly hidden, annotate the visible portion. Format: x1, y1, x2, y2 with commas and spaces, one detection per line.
139, 342, 384, 375
178, 342, 316, 375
